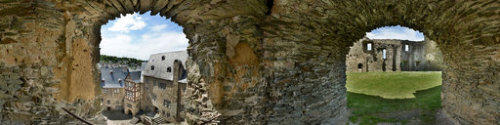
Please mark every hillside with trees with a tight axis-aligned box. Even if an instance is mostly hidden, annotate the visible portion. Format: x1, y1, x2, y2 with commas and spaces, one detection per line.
99, 55, 146, 68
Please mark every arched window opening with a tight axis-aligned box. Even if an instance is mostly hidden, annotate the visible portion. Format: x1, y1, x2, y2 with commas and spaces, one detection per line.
382, 49, 387, 59
98, 11, 189, 121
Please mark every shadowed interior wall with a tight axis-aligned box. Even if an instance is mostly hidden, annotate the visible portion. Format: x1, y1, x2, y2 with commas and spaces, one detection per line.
0, 0, 498, 124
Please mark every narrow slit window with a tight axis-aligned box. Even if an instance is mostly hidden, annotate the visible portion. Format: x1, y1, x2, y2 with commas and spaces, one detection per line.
382, 49, 387, 59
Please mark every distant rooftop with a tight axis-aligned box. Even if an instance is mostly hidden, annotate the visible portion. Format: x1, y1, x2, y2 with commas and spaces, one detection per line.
143, 51, 188, 82
100, 64, 128, 88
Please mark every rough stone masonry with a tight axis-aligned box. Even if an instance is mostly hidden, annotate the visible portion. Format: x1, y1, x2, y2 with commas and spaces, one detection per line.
0, 0, 498, 124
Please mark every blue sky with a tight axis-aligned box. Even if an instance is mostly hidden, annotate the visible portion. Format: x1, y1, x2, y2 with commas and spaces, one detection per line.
100, 13, 424, 60
366, 25, 424, 41
100, 12, 187, 60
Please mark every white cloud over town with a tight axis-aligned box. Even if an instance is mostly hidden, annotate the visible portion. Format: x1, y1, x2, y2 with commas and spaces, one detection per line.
107, 13, 147, 32
100, 13, 188, 60
366, 25, 425, 41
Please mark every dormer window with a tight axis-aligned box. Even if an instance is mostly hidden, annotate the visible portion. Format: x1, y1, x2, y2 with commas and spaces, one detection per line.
162, 56, 165, 61
110, 71, 115, 80
151, 66, 155, 70
167, 67, 172, 72
367, 43, 372, 51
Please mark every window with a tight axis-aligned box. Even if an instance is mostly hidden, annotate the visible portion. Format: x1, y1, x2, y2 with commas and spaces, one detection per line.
180, 69, 187, 79
405, 44, 409, 51
159, 83, 166, 89
103, 89, 108, 94
367, 43, 372, 50
114, 89, 119, 93
164, 99, 171, 107
162, 56, 165, 60
151, 65, 155, 70
107, 100, 110, 104
382, 49, 387, 59
127, 104, 132, 108
167, 67, 172, 72
357, 63, 363, 69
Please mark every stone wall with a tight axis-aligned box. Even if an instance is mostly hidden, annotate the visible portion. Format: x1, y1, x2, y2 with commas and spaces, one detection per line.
102, 88, 124, 111
0, 0, 498, 124
346, 38, 443, 72
422, 40, 445, 71
145, 76, 175, 120
347, 38, 403, 72
400, 41, 425, 71
144, 75, 187, 122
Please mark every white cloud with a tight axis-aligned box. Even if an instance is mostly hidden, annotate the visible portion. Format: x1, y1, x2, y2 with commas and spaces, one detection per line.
100, 13, 189, 60
107, 13, 146, 32
365, 26, 424, 41
100, 30, 188, 60
151, 24, 167, 32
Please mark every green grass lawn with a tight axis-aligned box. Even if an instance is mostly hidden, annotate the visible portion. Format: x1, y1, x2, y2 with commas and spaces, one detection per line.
346, 71, 442, 99
346, 71, 443, 124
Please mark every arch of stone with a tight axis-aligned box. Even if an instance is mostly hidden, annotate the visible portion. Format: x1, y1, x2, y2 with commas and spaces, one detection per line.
0, 0, 497, 124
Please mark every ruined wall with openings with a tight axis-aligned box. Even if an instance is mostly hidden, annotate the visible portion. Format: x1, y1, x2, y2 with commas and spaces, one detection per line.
347, 38, 403, 72
0, 0, 498, 124
346, 38, 443, 73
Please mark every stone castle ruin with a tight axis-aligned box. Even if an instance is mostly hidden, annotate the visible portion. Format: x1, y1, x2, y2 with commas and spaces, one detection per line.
0, 0, 498, 124
346, 37, 444, 72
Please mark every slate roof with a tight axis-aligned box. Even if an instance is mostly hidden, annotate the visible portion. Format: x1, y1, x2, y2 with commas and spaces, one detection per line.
142, 51, 188, 83
128, 71, 142, 83
100, 64, 128, 88
126, 62, 147, 83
